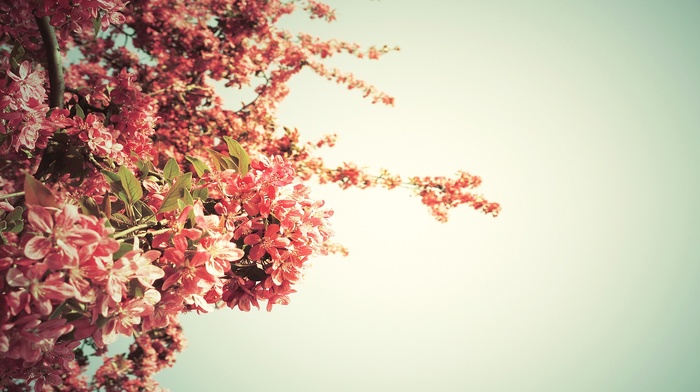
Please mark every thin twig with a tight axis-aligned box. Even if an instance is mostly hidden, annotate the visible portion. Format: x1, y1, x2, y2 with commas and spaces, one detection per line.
0, 191, 25, 200
113, 219, 169, 239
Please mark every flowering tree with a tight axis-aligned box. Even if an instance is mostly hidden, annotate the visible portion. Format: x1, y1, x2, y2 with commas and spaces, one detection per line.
0, 0, 500, 390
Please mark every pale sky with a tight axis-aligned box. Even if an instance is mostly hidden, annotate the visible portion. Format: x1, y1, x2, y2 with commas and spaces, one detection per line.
143, 1, 700, 390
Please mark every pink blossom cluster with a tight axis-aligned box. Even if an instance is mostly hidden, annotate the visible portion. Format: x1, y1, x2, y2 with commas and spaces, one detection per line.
0, 59, 52, 154
0, 0, 499, 388
0, 0, 127, 54
146, 155, 335, 314
0, 200, 159, 388
0, 153, 335, 389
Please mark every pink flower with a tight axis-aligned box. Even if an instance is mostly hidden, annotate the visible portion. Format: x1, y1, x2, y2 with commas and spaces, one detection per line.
6, 264, 77, 316
7, 61, 46, 102
198, 233, 244, 276
2, 315, 73, 363
24, 204, 101, 269
244, 224, 290, 261
101, 298, 153, 344
123, 249, 165, 288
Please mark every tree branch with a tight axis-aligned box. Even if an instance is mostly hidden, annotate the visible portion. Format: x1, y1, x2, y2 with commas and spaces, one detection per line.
35, 16, 64, 109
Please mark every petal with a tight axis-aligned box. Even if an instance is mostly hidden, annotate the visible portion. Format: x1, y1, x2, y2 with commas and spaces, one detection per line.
55, 204, 80, 226
65, 228, 101, 245
249, 245, 264, 261
244, 234, 261, 245
6, 268, 30, 287
19, 61, 29, 79
27, 205, 53, 233
24, 236, 51, 260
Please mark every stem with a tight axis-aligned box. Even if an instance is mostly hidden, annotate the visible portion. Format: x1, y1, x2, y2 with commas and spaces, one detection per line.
35, 16, 64, 109
113, 220, 169, 239
0, 191, 25, 200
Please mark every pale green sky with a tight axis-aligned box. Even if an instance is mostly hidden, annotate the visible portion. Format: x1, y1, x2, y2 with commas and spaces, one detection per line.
150, 1, 700, 390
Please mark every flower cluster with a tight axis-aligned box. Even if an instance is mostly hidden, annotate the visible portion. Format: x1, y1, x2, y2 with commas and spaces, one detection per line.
1, 149, 335, 389
200, 155, 334, 312
0, 0, 499, 389
0, 59, 52, 154
0, 194, 165, 387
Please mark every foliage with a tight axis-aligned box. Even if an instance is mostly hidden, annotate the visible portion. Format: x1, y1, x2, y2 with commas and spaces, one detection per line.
0, 0, 499, 390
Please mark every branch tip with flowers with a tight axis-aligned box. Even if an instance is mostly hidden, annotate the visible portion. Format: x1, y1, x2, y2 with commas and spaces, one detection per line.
0, 0, 498, 389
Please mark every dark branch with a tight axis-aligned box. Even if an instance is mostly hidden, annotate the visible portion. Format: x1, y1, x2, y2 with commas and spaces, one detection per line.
35, 16, 64, 109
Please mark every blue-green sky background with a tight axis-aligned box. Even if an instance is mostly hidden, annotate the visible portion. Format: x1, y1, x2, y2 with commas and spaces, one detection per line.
148, 1, 700, 390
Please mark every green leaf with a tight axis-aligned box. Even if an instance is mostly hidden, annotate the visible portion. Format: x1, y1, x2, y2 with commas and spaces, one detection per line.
74, 103, 85, 120
134, 200, 156, 223
220, 155, 236, 170
192, 187, 209, 201
102, 191, 112, 218
183, 189, 195, 226
92, 14, 102, 37
24, 174, 58, 208
7, 220, 23, 234
109, 212, 132, 229
136, 159, 156, 180
10, 42, 26, 65
185, 156, 210, 177
163, 158, 181, 183
102, 170, 129, 204
118, 166, 143, 205
48, 301, 67, 320
129, 280, 145, 298
79, 196, 100, 216
204, 149, 221, 171
206, 148, 237, 171
222, 136, 251, 175
112, 241, 133, 260
5, 206, 23, 222
158, 173, 192, 213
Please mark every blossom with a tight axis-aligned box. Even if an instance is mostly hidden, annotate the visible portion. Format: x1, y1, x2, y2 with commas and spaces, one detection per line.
198, 233, 244, 276
244, 224, 290, 261
7, 61, 46, 102
6, 264, 77, 316
23, 204, 101, 269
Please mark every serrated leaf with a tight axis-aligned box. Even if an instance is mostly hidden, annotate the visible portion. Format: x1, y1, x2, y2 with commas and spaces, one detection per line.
158, 173, 192, 213
102, 170, 129, 204
102, 170, 120, 183
222, 136, 251, 175
185, 156, 210, 177
118, 166, 143, 205
24, 174, 58, 208
163, 158, 180, 183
